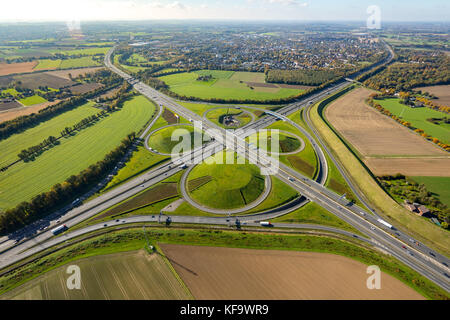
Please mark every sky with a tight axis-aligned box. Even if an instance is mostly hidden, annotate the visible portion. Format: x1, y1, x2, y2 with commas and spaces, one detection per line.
0, 0, 448, 22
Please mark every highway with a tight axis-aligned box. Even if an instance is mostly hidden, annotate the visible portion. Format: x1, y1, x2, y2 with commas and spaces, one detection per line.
0, 44, 448, 293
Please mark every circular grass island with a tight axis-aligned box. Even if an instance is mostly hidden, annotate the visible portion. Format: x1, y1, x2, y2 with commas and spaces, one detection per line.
147, 124, 210, 155
185, 153, 269, 210
205, 107, 254, 129
247, 131, 304, 155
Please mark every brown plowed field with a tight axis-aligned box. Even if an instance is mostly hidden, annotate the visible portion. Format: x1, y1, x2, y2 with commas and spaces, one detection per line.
366, 158, 450, 177
46, 67, 104, 80
415, 85, 450, 106
0, 100, 61, 123
0, 61, 38, 76
325, 87, 449, 176
160, 244, 424, 300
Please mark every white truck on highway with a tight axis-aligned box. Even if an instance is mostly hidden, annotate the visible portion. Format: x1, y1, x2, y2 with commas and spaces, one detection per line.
51, 224, 68, 236
377, 219, 393, 230
260, 221, 272, 227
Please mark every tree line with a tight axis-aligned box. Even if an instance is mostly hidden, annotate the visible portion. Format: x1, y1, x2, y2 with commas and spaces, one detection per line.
265, 69, 340, 86
0, 133, 137, 235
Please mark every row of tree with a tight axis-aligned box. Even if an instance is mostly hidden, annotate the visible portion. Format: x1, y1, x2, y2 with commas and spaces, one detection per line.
18, 136, 58, 161
0, 133, 137, 235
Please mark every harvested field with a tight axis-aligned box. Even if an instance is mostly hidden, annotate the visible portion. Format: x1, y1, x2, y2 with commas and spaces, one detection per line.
366, 158, 450, 177
0, 101, 21, 111
97, 183, 179, 219
325, 87, 446, 157
0, 100, 61, 123
69, 83, 104, 95
0, 61, 38, 76
46, 67, 104, 80
415, 85, 450, 106
160, 244, 424, 300
1, 251, 191, 300
13, 73, 75, 90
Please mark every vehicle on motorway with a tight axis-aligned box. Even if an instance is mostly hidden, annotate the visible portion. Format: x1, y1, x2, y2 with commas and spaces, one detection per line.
72, 198, 82, 207
377, 218, 393, 229
430, 252, 436, 257
116, 220, 120, 223
104, 224, 108, 227
178, 164, 188, 169
288, 177, 295, 182
442, 262, 448, 267
51, 225, 68, 236
260, 221, 272, 227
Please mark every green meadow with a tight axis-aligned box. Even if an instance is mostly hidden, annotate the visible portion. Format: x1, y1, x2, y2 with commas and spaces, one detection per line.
159, 70, 302, 101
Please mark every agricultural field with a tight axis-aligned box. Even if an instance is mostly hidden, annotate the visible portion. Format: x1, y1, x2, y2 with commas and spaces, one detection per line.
187, 151, 266, 209
46, 67, 104, 80
13, 73, 75, 90
1, 251, 191, 300
159, 70, 303, 101
415, 85, 450, 106
160, 244, 424, 300
0, 61, 38, 76
374, 97, 450, 144
324, 87, 450, 176
0, 101, 60, 123
34, 57, 101, 71
0, 95, 155, 209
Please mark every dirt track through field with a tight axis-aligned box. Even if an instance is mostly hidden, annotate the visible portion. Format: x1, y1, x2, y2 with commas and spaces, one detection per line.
160, 244, 424, 300
325, 87, 450, 176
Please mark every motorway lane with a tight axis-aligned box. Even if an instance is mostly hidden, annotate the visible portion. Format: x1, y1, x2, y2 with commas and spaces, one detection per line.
2, 214, 372, 271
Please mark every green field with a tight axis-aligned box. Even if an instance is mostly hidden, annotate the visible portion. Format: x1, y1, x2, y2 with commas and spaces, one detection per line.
159, 70, 302, 101
0, 96, 155, 209
50, 47, 111, 56
34, 57, 101, 70
1, 250, 191, 300
18, 95, 47, 106
375, 98, 450, 144
1, 88, 20, 97
188, 151, 266, 209
411, 176, 450, 207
